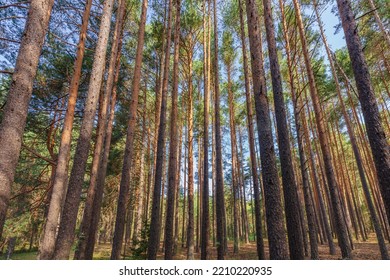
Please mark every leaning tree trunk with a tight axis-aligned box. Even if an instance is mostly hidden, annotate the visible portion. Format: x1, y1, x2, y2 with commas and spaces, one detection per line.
0, 0, 55, 240
75, 0, 126, 260
292, 0, 352, 259
147, 0, 173, 260
278, 0, 319, 259
38, 0, 92, 260
245, 0, 289, 260
335, 0, 390, 227
164, 0, 181, 260
52, 0, 115, 260
313, 0, 389, 260
110, 0, 148, 260
262, 0, 304, 260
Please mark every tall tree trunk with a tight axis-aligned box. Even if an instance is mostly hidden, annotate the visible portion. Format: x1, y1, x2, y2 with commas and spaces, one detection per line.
110, 0, 148, 260
313, 0, 389, 259
336, 0, 390, 227
38, 0, 92, 260
52, 0, 115, 260
147, 0, 173, 260
278, 0, 319, 259
164, 0, 181, 260
245, 0, 289, 260
75, 0, 126, 260
84, 24, 125, 259
0, 0, 55, 240
292, 0, 352, 259
213, 0, 226, 260
238, 0, 265, 259
226, 61, 239, 254
201, 0, 210, 260
262, 0, 304, 260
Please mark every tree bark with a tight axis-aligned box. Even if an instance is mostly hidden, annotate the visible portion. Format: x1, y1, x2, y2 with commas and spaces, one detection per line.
292, 0, 352, 259
245, 0, 289, 260
238, 0, 265, 259
164, 0, 181, 260
213, 0, 227, 260
336, 0, 390, 227
0, 0, 55, 240
262, 0, 304, 259
147, 0, 173, 260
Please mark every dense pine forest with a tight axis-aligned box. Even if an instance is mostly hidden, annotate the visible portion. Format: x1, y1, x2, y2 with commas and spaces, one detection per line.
0, 0, 389, 260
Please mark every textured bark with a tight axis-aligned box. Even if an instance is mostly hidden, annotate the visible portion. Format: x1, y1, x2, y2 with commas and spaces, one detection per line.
147, 0, 173, 260
201, 0, 210, 260
84, 26, 125, 259
164, 0, 181, 260
74, 0, 126, 260
0, 0, 55, 240
38, 0, 92, 260
213, 0, 226, 260
52, 0, 115, 260
292, 0, 352, 259
109, 0, 148, 260
238, 0, 265, 259
313, 0, 389, 259
336, 0, 390, 227
278, 0, 319, 259
245, 0, 289, 260
186, 54, 195, 260
262, 0, 304, 260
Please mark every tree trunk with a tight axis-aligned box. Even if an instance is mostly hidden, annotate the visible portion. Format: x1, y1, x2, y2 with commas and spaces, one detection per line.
164, 0, 181, 260
84, 25, 125, 259
245, 0, 289, 260
147, 0, 173, 260
186, 52, 195, 260
213, 0, 227, 260
336, 0, 390, 227
52, 0, 115, 260
38, 0, 92, 260
262, 0, 304, 259
74, 0, 126, 260
0, 0, 55, 240
292, 0, 352, 259
238, 0, 265, 259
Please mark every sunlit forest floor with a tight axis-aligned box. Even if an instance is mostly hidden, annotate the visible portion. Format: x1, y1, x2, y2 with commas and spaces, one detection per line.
2, 234, 388, 260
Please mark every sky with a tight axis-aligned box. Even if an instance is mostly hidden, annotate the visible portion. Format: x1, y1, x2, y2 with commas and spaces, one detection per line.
320, 2, 347, 51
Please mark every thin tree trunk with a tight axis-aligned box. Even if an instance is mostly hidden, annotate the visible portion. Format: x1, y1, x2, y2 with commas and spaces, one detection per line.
75, 0, 126, 260
84, 24, 125, 259
313, 0, 389, 259
186, 52, 195, 261
38, 0, 92, 259
292, 0, 352, 259
52, 0, 115, 260
110, 0, 148, 260
213, 0, 226, 260
147, 0, 173, 260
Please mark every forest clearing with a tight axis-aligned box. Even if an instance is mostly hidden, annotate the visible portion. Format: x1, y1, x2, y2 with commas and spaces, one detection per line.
0, 0, 389, 261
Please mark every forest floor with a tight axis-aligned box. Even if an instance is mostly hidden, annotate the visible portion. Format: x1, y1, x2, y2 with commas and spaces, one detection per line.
1, 234, 388, 260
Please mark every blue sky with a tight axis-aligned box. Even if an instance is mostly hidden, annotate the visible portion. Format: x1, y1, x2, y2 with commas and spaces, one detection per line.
321, 2, 346, 50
